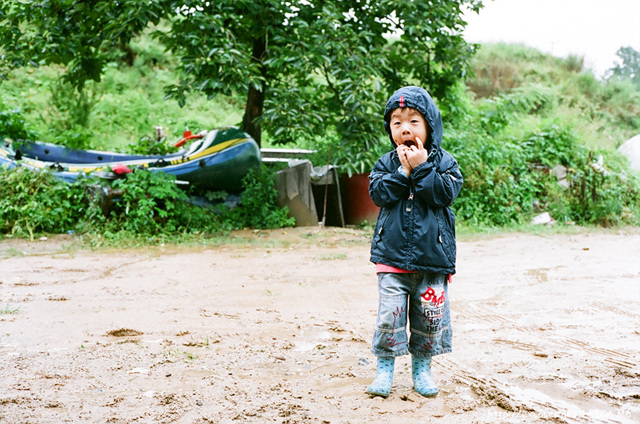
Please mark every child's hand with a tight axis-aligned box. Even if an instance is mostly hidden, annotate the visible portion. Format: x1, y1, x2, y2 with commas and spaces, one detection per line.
396, 144, 412, 177
398, 137, 428, 175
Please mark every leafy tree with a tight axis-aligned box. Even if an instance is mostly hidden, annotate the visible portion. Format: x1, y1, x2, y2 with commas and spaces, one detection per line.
0, 0, 483, 148
607, 46, 640, 88
0, 0, 168, 139
161, 0, 483, 148
0, 0, 167, 89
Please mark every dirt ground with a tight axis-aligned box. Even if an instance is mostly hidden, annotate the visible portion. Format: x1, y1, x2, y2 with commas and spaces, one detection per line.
1, 227, 639, 424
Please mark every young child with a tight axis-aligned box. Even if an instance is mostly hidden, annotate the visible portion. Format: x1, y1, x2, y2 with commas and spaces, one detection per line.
367, 86, 463, 398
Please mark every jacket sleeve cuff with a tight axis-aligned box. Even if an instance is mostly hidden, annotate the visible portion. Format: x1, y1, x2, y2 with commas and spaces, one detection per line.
396, 166, 410, 181
411, 161, 435, 178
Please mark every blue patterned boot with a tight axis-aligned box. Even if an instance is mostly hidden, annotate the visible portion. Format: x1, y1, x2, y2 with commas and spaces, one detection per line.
366, 356, 395, 398
412, 355, 438, 397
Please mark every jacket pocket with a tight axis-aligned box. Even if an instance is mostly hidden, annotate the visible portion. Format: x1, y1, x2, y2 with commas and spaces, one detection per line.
372, 208, 391, 246
436, 211, 456, 265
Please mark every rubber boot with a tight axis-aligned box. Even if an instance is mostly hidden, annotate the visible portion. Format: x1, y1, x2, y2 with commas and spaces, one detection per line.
366, 356, 395, 398
412, 355, 438, 397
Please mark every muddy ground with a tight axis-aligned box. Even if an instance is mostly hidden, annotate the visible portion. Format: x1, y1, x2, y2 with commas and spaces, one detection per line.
1, 227, 639, 423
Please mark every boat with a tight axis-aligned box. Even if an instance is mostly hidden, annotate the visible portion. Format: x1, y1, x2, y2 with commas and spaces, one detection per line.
0, 126, 261, 193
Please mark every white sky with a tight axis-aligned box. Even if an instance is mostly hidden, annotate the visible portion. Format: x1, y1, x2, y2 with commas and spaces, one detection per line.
463, 0, 640, 77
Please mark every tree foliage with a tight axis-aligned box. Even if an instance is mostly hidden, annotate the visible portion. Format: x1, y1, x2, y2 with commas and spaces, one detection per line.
0, 0, 483, 150
608, 46, 640, 88
0, 0, 167, 88
159, 0, 484, 148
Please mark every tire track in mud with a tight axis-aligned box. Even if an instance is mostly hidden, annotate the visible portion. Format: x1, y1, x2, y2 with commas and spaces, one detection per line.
453, 302, 638, 369
437, 356, 636, 424
492, 338, 538, 352
453, 302, 512, 324
88, 256, 151, 281
448, 302, 639, 423
5, 254, 151, 286
590, 301, 640, 319
557, 338, 637, 369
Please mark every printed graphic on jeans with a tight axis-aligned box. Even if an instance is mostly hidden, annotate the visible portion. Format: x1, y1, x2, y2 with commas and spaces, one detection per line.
420, 286, 445, 333
387, 306, 407, 348
372, 273, 452, 357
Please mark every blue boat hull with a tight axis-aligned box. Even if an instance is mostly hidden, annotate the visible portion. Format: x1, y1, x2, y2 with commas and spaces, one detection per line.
1, 127, 261, 192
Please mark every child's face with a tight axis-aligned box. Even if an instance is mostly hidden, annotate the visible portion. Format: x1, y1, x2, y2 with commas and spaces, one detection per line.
389, 107, 428, 148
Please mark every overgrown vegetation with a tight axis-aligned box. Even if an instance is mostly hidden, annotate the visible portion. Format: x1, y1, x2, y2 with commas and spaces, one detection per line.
0, 52, 242, 152
0, 0, 483, 150
0, 166, 88, 239
445, 43, 640, 227
0, 164, 294, 241
1, 41, 640, 239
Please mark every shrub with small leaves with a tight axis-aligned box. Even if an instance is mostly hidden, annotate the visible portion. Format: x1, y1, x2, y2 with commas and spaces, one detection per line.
0, 166, 92, 239
224, 165, 295, 229
103, 169, 202, 234
0, 100, 39, 141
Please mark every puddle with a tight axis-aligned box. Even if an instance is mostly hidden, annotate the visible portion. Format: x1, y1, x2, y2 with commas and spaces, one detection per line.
293, 330, 333, 352
141, 339, 164, 344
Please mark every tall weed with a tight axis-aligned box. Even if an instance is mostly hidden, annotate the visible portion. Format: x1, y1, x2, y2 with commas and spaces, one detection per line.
550, 150, 640, 226
448, 99, 639, 227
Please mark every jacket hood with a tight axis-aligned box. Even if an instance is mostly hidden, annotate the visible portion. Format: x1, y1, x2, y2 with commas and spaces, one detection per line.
384, 86, 443, 151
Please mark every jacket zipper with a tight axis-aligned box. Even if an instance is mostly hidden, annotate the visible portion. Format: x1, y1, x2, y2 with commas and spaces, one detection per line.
405, 184, 415, 268
406, 186, 414, 212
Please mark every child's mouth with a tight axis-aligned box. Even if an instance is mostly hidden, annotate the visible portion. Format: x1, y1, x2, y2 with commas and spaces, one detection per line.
404, 140, 415, 147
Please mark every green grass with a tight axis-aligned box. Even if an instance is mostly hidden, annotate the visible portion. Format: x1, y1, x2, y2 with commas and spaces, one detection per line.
456, 221, 640, 242
316, 253, 348, 260
0, 305, 20, 315
1, 39, 244, 151
165, 348, 198, 361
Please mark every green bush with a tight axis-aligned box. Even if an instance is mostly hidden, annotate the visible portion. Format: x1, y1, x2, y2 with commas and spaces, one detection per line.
550, 150, 640, 226
0, 163, 295, 240
126, 135, 178, 155
99, 169, 198, 234
449, 129, 538, 225
448, 97, 640, 227
224, 165, 295, 229
3, 39, 640, 235
0, 100, 39, 141
0, 166, 91, 239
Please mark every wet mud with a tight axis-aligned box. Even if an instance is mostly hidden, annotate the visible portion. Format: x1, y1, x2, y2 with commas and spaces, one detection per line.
1, 228, 639, 423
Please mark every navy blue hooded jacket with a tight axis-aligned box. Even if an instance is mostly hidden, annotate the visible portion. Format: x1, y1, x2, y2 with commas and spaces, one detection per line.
369, 86, 463, 274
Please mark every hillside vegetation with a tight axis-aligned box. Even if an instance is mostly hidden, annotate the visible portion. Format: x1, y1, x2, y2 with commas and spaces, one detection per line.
467, 43, 640, 150
1, 41, 639, 239
0, 35, 243, 151
448, 43, 640, 226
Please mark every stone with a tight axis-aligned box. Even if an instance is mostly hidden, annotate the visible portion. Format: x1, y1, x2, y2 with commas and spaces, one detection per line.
618, 134, 640, 171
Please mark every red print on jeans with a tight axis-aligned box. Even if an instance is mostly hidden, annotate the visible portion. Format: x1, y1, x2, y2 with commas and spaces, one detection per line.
421, 336, 435, 350
422, 287, 445, 307
386, 306, 406, 348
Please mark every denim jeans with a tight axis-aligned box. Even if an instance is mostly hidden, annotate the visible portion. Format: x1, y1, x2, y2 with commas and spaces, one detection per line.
372, 272, 452, 358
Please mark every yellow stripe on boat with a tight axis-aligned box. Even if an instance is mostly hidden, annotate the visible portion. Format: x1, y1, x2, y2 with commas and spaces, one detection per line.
188, 138, 247, 160
6, 137, 248, 174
